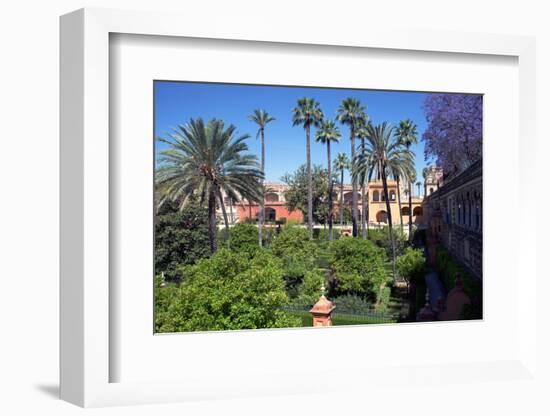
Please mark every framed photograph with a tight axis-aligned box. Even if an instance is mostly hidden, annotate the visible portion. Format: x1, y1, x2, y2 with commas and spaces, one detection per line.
60, 8, 537, 407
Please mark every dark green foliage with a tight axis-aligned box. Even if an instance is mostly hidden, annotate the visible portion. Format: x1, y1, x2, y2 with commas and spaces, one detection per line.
315, 228, 341, 241
436, 246, 482, 319
228, 223, 259, 257
412, 228, 427, 247
295, 270, 326, 306
281, 164, 336, 224
270, 226, 319, 290
154, 201, 211, 282
155, 249, 301, 332
329, 237, 390, 302
368, 227, 408, 257
396, 247, 426, 283
331, 294, 373, 314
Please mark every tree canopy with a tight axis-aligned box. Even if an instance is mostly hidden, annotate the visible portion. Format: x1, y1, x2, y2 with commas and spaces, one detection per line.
422, 94, 482, 175
281, 164, 335, 224
155, 249, 301, 332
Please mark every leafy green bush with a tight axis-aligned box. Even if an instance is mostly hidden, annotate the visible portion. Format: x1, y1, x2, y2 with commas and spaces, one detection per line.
155, 249, 301, 332
396, 247, 426, 283
294, 270, 326, 306
316, 228, 341, 241
376, 286, 391, 314
368, 227, 408, 257
155, 201, 211, 282
331, 294, 373, 314
329, 237, 390, 302
228, 223, 259, 256
270, 226, 318, 289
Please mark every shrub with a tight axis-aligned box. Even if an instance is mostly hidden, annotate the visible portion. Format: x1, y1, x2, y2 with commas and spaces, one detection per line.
270, 226, 318, 289
396, 247, 426, 284
316, 228, 341, 241
329, 237, 390, 302
155, 201, 211, 282
155, 249, 301, 332
376, 286, 391, 314
331, 294, 373, 314
294, 270, 326, 306
229, 223, 259, 256
368, 227, 408, 257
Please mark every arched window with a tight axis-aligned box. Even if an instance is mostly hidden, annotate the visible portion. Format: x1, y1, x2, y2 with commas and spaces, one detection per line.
376, 210, 388, 223
372, 190, 380, 202
265, 192, 279, 203
413, 206, 423, 216
390, 190, 396, 201
401, 206, 410, 216
264, 207, 276, 222
429, 187, 434, 195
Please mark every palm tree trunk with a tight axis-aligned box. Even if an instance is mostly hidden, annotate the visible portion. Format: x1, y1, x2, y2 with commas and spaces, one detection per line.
306, 125, 313, 239
208, 189, 217, 253
397, 176, 404, 232
216, 187, 230, 247
361, 137, 366, 240
381, 165, 396, 278
340, 169, 344, 227
351, 128, 358, 237
259, 129, 265, 247
408, 182, 413, 242
229, 199, 234, 225
327, 141, 333, 241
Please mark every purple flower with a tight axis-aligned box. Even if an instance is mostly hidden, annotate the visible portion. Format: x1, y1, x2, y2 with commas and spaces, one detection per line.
422, 94, 482, 175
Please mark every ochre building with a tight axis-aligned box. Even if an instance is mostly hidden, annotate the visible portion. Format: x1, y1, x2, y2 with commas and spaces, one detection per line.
220, 180, 424, 227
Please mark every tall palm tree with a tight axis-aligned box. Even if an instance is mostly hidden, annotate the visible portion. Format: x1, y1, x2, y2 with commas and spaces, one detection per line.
337, 98, 366, 237
355, 122, 414, 278
156, 118, 263, 253
355, 116, 370, 239
249, 109, 276, 247
395, 119, 419, 241
292, 98, 323, 239
334, 153, 350, 227
416, 181, 421, 197
315, 119, 341, 241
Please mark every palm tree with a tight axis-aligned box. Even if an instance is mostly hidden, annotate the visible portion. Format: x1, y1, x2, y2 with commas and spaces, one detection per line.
355, 122, 414, 278
337, 98, 366, 237
316, 119, 341, 241
395, 119, 419, 240
156, 118, 263, 252
334, 153, 349, 227
395, 119, 419, 241
356, 116, 370, 239
292, 98, 323, 239
416, 181, 421, 197
249, 109, 276, 247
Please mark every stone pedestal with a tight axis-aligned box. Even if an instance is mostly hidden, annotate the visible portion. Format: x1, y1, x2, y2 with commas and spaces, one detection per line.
310, 295, 335, 327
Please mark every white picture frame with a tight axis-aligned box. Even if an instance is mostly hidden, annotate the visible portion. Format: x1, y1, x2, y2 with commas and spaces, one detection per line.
60, 7, 538, 408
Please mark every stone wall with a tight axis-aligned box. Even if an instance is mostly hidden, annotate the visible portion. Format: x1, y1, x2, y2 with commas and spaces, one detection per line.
423, 160, 483, 279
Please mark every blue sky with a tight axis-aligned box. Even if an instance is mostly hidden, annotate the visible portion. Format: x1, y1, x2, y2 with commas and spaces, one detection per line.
154, 81, 432, 192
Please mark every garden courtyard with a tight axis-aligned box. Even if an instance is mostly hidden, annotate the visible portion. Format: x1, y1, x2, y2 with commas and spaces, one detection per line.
154, 83, 483, 333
